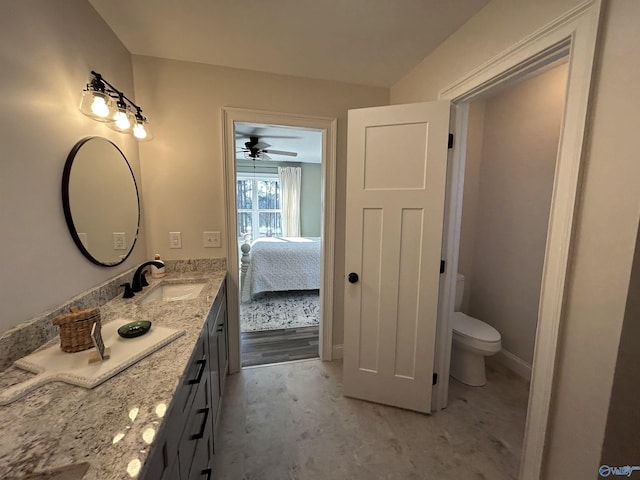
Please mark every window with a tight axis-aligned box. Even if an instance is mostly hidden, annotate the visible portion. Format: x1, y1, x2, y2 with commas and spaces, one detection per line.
237, 174, 282, 241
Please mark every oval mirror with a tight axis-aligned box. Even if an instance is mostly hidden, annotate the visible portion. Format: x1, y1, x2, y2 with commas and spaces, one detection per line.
62, 137, 140, 266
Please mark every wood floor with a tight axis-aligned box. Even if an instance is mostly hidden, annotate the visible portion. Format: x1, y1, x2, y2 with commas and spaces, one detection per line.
241, 326, 319, 367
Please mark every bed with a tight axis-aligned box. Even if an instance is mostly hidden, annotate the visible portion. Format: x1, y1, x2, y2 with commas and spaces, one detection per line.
241, 237, 321, 302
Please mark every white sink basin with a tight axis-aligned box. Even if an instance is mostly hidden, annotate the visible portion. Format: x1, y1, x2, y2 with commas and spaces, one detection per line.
140, 282, 206, 304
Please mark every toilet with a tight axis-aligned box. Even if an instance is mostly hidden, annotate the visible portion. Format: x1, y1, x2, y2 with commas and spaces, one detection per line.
450, 274, 501, 386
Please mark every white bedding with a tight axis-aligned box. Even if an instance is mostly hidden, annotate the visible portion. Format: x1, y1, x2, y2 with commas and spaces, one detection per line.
243, 237, 321, 301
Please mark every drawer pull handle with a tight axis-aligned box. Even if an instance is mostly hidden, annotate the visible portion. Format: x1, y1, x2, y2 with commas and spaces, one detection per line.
191, 407, 209, 440
202, 468, 212, 480
188, 359, 206, 385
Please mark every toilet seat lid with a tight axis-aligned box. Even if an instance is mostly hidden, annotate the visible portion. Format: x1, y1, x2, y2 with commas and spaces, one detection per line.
452, 312, 501, 343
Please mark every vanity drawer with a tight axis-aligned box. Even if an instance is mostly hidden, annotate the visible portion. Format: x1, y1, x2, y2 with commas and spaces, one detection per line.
216, 300, 228, 396
207, 282, 227, 336
162, 455, 181, 480
174, 327, 208, 418
140, 402, 184, 480
166, 326, 208, 460
188, 426, 214, 480
178, 373, 214, 480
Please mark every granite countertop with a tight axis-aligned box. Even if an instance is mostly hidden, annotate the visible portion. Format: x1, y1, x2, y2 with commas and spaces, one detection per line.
0, 267, 227, 480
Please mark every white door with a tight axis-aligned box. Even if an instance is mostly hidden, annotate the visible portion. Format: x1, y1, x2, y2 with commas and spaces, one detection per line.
343, 101, 450, 413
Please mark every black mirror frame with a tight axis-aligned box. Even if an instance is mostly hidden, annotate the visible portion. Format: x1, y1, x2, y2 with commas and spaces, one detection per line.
62, 136, 140, 267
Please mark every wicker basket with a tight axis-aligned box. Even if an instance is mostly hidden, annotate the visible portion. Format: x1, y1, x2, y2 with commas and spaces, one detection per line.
52, 306, 101, 353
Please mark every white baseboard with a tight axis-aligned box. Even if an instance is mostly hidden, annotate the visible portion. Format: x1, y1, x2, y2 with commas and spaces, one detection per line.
332, 344, 343, 360
495, 348, 532, 382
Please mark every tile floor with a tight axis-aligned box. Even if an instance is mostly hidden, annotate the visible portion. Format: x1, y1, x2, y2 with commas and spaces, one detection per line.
213, 357, 529, 479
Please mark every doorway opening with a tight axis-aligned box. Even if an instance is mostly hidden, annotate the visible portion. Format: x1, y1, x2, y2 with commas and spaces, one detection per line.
338, 3, 598, 479
222, 108, 338, 374
234, 122, 323, 367
449, 60, 570, 475
434, 4, 601, 475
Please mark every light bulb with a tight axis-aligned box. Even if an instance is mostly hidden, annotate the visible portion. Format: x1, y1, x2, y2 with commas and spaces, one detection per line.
114, 111, 131, 130
90, 96, 110, 118
133, 122, 147, 139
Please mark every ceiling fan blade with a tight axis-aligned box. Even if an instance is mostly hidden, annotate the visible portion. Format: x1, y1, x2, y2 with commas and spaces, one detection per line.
253, 141, 271, 150
262, 149, 298, 157
260, 152, 272, 161
236, 127, 264, 136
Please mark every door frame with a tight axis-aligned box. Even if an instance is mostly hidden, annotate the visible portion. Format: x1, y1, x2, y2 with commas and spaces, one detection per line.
222, 107, 338, 373
435, 1, 601, 479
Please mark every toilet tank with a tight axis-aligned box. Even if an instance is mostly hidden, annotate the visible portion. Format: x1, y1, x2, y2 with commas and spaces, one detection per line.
455, 274, 465, 311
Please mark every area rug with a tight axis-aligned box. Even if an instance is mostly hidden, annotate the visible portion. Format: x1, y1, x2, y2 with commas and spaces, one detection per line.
240, 290, 320, 333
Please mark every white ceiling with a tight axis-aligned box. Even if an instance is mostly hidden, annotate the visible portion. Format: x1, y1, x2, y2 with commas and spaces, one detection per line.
235, 122, 323, 164
88, 0, 489, 88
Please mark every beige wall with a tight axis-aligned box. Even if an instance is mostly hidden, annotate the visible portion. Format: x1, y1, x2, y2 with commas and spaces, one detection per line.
544, 2, 640, 477
461, 64, 568, 366
600, 220, 640, 465
458, 100, 485, 312
131, 56, 388, 346
391, 1, 640, 478
391, 0, 583, 104
0, 0, 146, 334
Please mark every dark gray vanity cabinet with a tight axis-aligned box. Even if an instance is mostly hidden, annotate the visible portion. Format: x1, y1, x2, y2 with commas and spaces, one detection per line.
141, 277, 228, 480
209, 279, 228, 433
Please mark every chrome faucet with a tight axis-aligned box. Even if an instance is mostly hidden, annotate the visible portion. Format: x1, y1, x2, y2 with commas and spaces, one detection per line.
131, 261, 165, 292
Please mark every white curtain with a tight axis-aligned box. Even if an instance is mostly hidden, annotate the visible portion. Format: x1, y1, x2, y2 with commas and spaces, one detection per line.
278, 166, 301, 237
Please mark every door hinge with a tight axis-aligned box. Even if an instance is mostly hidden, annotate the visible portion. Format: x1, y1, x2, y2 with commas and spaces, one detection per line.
432, 373, 438, 385
440, 260, 445, 274
448, 133, 454, 149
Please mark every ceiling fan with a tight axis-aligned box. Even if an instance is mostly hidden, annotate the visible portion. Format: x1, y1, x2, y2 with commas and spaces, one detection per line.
238, 136, 298, 161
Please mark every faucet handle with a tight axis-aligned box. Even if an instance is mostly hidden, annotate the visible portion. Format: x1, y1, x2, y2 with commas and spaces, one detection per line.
120, 283, 135, 299
140, 272, 149, 287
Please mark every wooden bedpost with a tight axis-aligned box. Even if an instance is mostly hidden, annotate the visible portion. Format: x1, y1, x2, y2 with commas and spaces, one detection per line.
240, 237, 251, 294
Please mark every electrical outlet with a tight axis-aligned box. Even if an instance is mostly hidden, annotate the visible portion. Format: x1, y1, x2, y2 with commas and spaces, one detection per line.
169, 232, 182, 249
203, 231, 221, 248
113, 232, 126, 250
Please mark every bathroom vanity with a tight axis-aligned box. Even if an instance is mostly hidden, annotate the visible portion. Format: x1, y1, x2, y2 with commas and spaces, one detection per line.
0, 265, 228, 479
139, 277, 228, 480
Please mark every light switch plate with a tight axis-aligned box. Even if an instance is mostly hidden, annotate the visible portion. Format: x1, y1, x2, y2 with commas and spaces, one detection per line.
113, 232, 126, 250
169, 232, 182, 249
203, 231, 221, 248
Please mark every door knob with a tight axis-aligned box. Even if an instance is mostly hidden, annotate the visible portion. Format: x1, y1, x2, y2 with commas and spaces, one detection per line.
348, 272, 359, 284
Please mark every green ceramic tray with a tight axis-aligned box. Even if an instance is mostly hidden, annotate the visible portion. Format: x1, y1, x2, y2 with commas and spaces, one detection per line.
117, 320, 152, 338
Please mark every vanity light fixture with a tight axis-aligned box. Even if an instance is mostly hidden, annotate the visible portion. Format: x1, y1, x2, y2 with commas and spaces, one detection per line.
79, 71, 152, 141
111, 93, 134, 133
